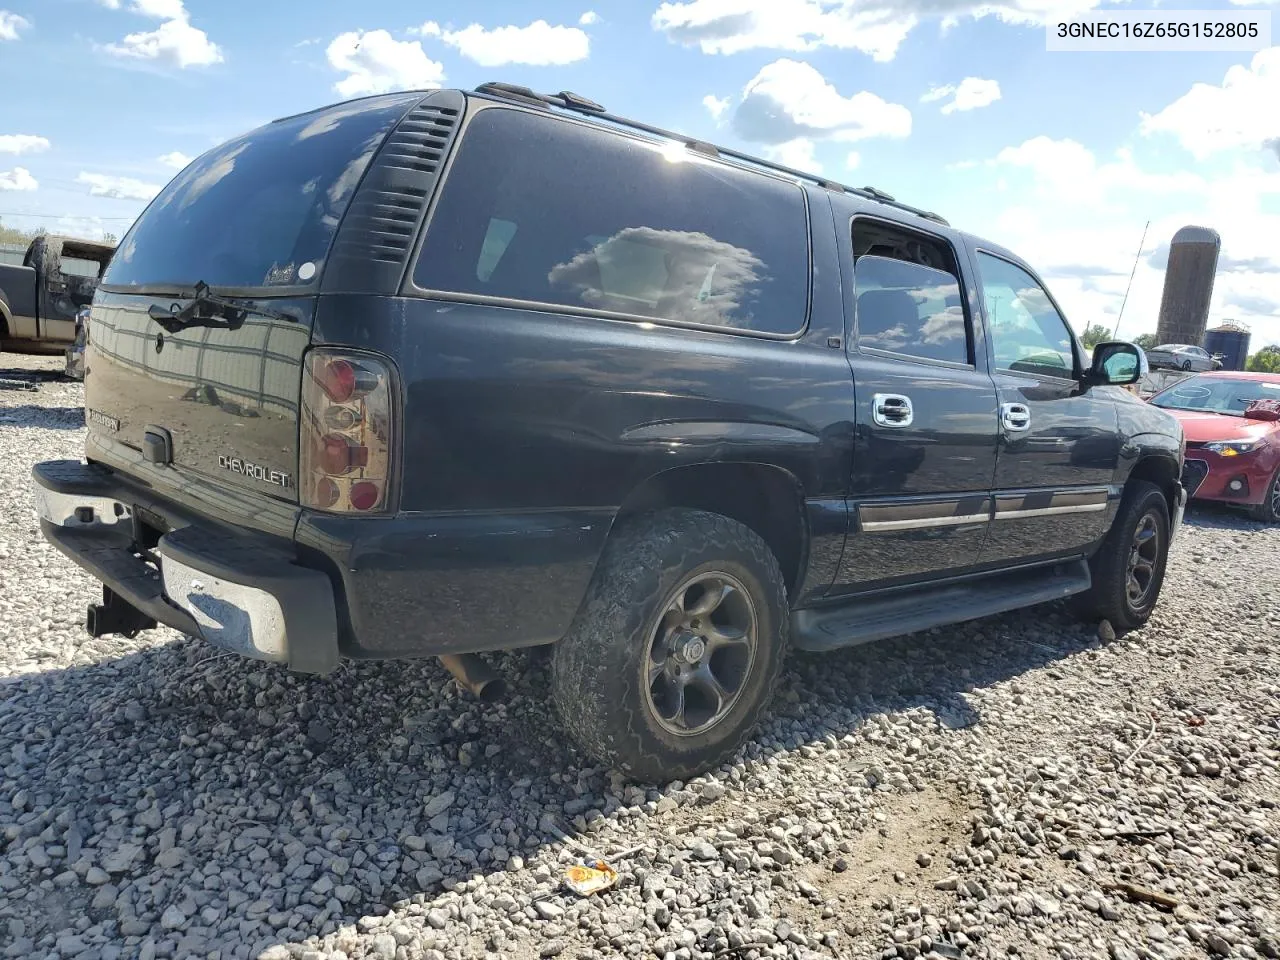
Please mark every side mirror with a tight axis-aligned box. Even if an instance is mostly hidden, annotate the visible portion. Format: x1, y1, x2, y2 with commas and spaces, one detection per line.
1085, 341, 1145, 386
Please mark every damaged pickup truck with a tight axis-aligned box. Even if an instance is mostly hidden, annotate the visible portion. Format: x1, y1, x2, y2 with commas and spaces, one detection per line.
0, 235, 115, 353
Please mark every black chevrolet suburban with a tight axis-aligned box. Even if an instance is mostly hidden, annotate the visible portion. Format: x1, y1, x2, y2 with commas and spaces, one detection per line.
32, 84, 1186, 781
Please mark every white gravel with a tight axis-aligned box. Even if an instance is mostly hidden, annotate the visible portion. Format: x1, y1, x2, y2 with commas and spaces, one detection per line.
1, 352, 1278, 960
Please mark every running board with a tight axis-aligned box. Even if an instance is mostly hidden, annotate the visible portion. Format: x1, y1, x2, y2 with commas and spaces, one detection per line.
792, 558, 1091, 652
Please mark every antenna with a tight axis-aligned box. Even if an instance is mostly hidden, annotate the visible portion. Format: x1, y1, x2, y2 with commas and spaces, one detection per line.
1113, 219, 1149, 340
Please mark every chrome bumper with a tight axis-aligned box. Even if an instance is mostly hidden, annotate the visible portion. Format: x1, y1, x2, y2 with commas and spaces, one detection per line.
32, 460, 339, 674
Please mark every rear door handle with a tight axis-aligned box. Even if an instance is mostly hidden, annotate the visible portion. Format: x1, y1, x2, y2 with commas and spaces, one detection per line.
1001, 402, 1031, 433
872, 393, 914, 427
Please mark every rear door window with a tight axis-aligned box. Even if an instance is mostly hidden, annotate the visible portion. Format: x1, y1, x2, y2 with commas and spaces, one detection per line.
413, 108, 810, 336
852, 220, 971, 366
103, 93, 422, 291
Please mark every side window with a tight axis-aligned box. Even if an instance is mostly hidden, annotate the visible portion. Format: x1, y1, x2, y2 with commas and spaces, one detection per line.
414, 109, 810, 335
852, 221, 970, 366
975, 252, 1076, 379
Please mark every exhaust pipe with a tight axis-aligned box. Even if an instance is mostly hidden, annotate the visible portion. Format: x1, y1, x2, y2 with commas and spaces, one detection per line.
438, 654, 507, 703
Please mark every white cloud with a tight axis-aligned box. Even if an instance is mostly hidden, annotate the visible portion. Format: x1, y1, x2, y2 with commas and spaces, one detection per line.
130, 0, 185, 18
990, 136, 1206, 200
956, 127, 1280, 344
846, 151, 861, 170
97, 0, 122, 8
1140, 46, 1280, 160
0, 167, 37, 191
0, 10, 30, 41
923, 77, 1001, 114
652, 0, 1112, 62
56, 216, 117, 242
579, 11, 599, 25
77, 172, 162, 201
326, 30, 445, 97
653, 0, 915, 62
157, 151, 192, 169
732, 59, 911, 146
702, 94, 731, 120
0, 134, 50, 155
104, 17, 223, 67
416, 19, 590, 66
994, 136, 1096, 187
765, 138, 821, 173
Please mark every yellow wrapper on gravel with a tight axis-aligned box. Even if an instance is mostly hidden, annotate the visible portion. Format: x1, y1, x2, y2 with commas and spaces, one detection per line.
563, 861, 618, 896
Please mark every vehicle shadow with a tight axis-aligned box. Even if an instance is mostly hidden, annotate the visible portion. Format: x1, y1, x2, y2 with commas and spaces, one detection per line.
0, 405, 85, 429
0, 597, 1107, 958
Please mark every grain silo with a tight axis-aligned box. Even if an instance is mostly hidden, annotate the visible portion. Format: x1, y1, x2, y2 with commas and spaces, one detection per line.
1155, 225, 1221, 347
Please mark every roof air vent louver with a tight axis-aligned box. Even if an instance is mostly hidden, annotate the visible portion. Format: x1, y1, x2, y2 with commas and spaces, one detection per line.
323, 90, 466, 294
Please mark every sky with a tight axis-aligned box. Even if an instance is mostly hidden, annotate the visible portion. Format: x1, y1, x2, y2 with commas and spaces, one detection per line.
1, 0, 1278, 347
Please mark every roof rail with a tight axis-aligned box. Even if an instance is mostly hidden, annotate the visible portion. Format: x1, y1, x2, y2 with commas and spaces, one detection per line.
472, 82, 949, 227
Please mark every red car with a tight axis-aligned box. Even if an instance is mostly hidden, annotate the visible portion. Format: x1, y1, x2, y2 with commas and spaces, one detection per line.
1149, 371, 1280, 523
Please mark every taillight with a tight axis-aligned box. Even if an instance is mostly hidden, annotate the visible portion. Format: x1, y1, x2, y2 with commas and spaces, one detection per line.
301, 351, 394, 513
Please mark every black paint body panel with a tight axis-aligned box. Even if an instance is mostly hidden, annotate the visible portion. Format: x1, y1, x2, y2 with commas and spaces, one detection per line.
48, 88, 1189, 661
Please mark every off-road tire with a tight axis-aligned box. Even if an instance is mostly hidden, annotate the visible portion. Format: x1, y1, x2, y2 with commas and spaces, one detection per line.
1073, 480, 1170, 632
1249, 466, 1280, 523
552, 509, 788, 783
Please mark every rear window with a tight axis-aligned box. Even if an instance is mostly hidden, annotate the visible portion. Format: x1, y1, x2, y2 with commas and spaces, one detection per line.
413, 108, 809, 335
103, 93, 421, 291
60, 257, 103, 279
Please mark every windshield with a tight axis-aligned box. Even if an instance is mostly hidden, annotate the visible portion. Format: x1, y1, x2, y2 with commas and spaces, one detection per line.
103, 93, 421, 292
1150, 376, 1280, 416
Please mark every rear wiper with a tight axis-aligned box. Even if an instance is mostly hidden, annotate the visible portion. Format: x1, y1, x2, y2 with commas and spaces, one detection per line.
146, 281, 292, 332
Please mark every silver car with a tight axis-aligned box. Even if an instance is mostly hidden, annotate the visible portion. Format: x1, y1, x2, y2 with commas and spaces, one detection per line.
1144, 343, 1216, 372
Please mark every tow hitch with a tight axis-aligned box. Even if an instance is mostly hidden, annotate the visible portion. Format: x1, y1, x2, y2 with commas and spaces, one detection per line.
86, 586, 157, 639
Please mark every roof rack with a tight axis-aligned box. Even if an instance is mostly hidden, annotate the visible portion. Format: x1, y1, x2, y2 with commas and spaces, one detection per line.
472, 82, 949, 227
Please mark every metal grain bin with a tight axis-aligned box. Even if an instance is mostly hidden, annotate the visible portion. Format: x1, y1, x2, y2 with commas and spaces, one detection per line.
1203, 326, 1251, 371
1155, 225, 1221, 347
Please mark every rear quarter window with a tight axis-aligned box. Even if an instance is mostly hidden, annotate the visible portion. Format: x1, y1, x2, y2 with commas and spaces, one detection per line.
413, 108, 810, 336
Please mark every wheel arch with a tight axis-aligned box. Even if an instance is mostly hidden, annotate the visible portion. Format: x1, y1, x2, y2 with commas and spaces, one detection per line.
611, 461, 809, 600
1124, 452, 1181, 519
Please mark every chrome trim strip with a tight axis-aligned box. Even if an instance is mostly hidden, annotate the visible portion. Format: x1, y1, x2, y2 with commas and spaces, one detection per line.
861, 512, 990, 532
992, 502, 1107, 521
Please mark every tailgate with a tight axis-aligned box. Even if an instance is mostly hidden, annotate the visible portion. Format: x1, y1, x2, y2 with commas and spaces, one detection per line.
86, 292, 314, 500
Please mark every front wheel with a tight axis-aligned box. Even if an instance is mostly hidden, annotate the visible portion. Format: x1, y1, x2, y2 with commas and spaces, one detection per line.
1074, 481, 1170, 632
552, 509, 788, 783
1181, 359, 1193, 371
1250, 467, 1280, 523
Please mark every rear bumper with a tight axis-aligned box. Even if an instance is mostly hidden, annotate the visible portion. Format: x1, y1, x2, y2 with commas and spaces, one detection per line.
32, 459, 339, 674
33, 458, 614, 665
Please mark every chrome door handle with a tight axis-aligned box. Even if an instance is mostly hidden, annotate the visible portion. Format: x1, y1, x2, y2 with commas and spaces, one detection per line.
872, 393, 914, 427
1001, 402, 1031, 433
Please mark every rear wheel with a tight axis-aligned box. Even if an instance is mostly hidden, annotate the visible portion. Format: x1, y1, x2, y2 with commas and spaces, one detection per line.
1249, 467, 1280, 523
1074, 481, 1170, 632
1181, 359, 1193, 371
552, 509, 788, 783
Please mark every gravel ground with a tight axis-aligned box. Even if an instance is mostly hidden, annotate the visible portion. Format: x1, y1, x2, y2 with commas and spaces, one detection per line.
1, 352, 1277, 960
